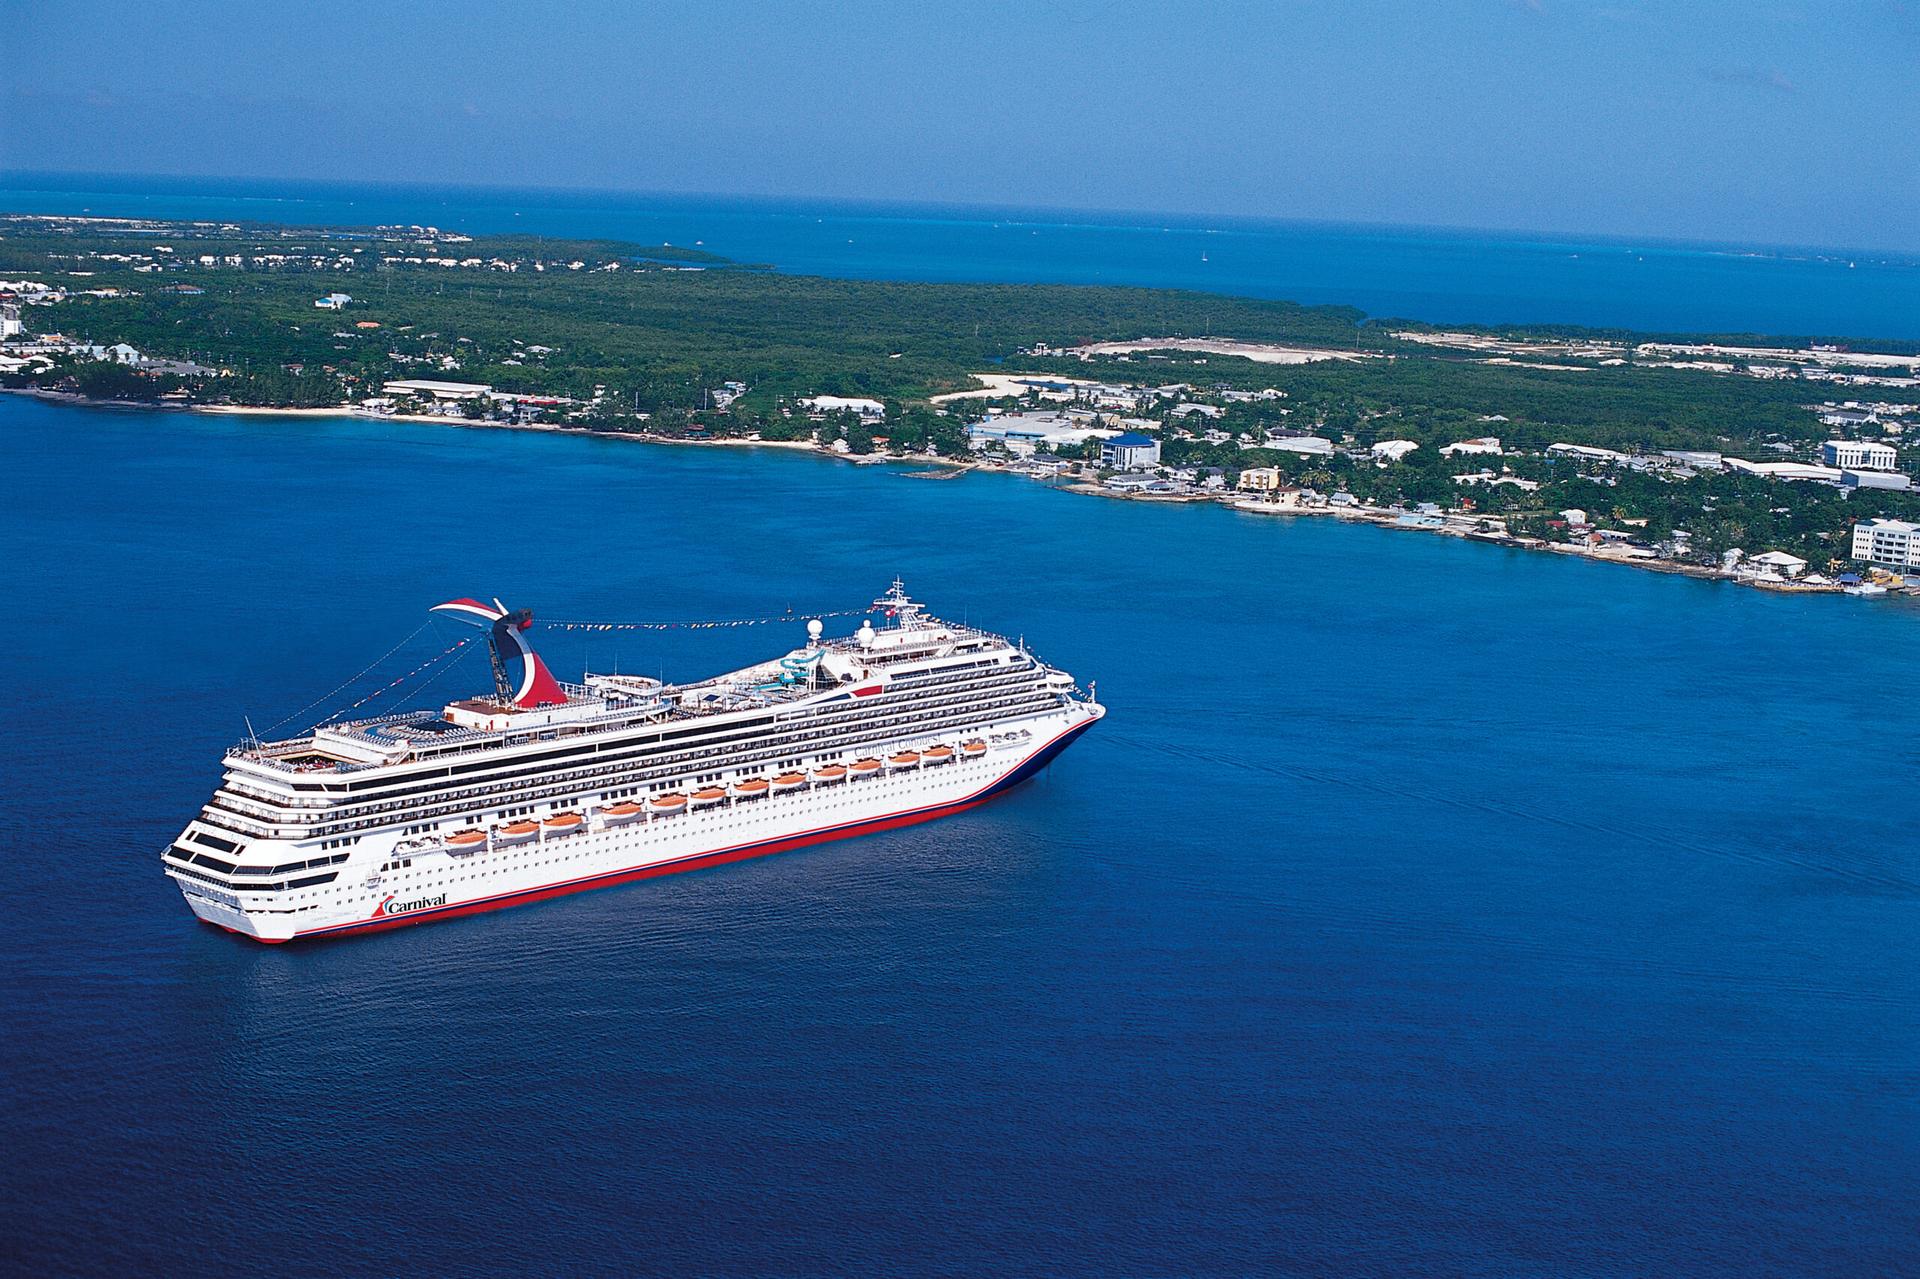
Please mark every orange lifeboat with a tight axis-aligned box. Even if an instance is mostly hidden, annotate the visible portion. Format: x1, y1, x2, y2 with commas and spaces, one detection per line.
850, 758, 882, 776
773, 772, 808, 791
543, 811, 584, 834
923, 745, 955, 764
691, 787, 729, 807
888, 751, 921, 769
814, 764, 848, 783
447, 828, 486, 849
651, 792, 688, 814
601, 801, 644, 824
498, 820, 539, 844
961, 740, 988, 757
733, 778, 770, 798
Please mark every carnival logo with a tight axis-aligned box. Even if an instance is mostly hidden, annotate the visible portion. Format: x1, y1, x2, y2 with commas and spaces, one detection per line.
373, 892, 448, 919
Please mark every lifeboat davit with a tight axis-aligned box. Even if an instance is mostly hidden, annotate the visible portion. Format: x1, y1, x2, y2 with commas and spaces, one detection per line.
447, 828, 486, 849
733, 778, 770, 798
651, 792, 688, 814
601, 801, 644, 824
773, 772, 808, 791
543, 811, 584, 834
691, 787, 728, 807
888, 751, 921, 769
814, 764, 848, 783
923, 745, 955, 764
850, 758, 882, 776
961, 740, 988, 757
497, 820, 539, 844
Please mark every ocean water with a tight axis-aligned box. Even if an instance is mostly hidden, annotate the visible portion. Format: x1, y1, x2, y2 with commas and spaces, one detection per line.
1, 395, 1915, 1276
3, 172, 1917, 340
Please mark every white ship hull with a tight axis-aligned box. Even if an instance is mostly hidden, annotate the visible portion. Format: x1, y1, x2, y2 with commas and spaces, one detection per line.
178, 705, 1098, 943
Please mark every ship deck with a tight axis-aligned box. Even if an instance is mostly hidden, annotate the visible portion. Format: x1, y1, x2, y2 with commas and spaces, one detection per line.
233, 609, 1018, 776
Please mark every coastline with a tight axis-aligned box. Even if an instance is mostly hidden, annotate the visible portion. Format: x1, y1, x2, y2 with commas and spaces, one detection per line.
5, 387, 1906, 601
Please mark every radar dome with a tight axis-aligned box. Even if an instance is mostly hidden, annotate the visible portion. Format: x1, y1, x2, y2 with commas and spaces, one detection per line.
807, 618, 824, 641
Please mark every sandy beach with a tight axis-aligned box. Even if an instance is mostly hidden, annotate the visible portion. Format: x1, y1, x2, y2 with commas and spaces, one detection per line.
1061, 337, 1376, 364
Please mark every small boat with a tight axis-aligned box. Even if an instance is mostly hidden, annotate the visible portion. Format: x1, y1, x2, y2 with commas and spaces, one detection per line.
651, 792, 688, 814
543, 811, 584, 834
850, 758, 882, 776
773, 772, 808, 791
600, 801, 644, 824
961, 740, 988, 757
923, 744, 955, 764
733, 778, 770, 797
497, 820, 539, 844
888, 751, 921, 769
691, 787, 729, 807
1845, 583, 1889, 597
447, 828, 486, 850
813, 764, 848, 782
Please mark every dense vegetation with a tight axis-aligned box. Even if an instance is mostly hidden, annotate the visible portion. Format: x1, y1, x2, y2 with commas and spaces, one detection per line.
0, 219, 1367, 414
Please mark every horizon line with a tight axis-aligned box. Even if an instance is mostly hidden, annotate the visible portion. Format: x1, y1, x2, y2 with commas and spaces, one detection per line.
5, 167, 1917, 266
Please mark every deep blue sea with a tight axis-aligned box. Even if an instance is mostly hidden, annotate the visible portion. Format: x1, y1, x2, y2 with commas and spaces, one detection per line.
4, 172, 1918, 340
2, 395, 1916, 1276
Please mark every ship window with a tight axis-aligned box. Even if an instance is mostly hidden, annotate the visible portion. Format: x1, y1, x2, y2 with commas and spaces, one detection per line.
190, 831, 240, 853
191, 853, 238, 874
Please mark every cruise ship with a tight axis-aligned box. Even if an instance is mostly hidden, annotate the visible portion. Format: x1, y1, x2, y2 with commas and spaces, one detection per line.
163, 584, 1104, 942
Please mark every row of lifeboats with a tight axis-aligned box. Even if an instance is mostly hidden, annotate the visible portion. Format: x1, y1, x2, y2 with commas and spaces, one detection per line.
441, 740, 991, 847
446, 809, 586, 851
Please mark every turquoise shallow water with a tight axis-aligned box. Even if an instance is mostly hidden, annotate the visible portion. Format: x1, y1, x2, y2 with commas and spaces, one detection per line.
1, 396, 1917, 1275
4, 173, 1917, 339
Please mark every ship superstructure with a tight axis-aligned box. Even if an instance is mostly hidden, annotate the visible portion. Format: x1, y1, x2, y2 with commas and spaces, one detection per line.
163, 584, 1103, 942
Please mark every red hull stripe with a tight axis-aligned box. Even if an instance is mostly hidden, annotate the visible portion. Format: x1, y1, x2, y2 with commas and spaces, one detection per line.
288, 717, 1095, 943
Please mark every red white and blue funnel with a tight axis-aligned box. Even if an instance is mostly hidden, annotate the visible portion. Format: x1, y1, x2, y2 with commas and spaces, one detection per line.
431, 597, 568, 709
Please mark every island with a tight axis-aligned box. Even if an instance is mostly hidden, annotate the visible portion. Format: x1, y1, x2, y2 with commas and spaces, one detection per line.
3, 212, 1916, 595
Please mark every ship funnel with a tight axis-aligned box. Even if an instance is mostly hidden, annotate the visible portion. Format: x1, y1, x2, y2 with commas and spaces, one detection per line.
430, 597, 568, 709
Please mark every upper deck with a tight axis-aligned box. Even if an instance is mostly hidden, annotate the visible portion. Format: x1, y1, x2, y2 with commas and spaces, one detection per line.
227, 587, 1030, 780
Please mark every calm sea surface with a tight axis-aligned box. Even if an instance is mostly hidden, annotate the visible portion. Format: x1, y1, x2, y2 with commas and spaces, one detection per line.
1, 395, 1915, 1275
3, 173, 1917, 339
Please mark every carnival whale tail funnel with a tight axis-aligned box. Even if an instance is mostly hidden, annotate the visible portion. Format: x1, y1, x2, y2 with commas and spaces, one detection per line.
431, 597, 568, 708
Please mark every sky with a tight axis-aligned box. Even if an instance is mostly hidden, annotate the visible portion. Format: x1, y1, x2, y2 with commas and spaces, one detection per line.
4, 0, 1917, 252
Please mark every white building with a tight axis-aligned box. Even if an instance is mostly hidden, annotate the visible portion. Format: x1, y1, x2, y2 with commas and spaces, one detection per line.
1101, 432, 1162, 471
1440, 436, 1502, 456
1842, 469, 1912, 491
1453, 470, 1539, 492
1821, 439, 1897, 471
1851, 519, 1920, 569
1661, 450, 1724, 470
1743, 550, 1808, 579
1370, 440, 1419, 462
382, 379, 492, 401
0, 304, 20, 339
1724, 458, 1845, 483
1263, 436, 1335, 457
801, 395, 885, 419
967, 410, 1116, 455
1548, 443, 1629, 463
314, 292, 352, 310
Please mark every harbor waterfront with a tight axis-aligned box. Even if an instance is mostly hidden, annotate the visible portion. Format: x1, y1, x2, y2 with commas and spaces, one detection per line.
2, 392, 1916, 1275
